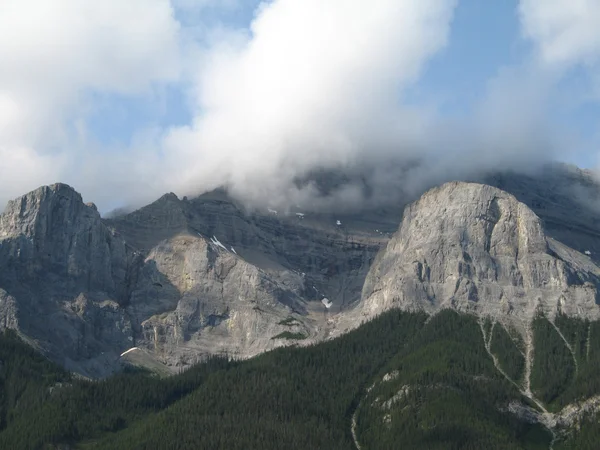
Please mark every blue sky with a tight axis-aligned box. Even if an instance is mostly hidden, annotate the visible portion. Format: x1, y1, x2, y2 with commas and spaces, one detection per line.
0, 0, 599, 211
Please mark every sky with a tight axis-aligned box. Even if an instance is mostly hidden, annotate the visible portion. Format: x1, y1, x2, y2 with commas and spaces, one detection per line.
0, 0, 599, 213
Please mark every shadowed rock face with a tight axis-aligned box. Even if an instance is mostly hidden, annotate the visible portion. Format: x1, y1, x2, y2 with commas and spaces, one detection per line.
1, 165, 599, 378
0, 183, 135, 299
106, 188, 387, 312
0, 184, 139, 377
355, 182, 600, 333
0, 184, 328, 376
481, 164, 600, 264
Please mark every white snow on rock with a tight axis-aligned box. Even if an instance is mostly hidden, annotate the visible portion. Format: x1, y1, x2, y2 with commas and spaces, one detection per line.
321, 298, 333, 309
268, 208, 278, 215
210, 236, 227, 250
585, 250, 592, 256
296, 213, 305, 218
231, 247, 237, 254
336, 220, 342, 226
120, 347, 140, 357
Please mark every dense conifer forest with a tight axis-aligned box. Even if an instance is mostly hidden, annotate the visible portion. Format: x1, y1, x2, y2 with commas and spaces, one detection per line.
1, 310, 600, 449
490, 322, 525, 385
356, 312, 550, 450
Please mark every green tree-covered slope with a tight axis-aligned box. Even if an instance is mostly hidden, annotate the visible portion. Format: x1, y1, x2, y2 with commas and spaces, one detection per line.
1, 310, 600, 449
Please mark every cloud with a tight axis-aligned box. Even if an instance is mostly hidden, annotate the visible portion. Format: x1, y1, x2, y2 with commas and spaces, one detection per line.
0, 0, 181, 204
1, 0, 598, 214
172, 0, 239, 13
518, 0, 600, 170
159, 0, 459, 207
519, 0, 600, 68
154, 0, 578, 212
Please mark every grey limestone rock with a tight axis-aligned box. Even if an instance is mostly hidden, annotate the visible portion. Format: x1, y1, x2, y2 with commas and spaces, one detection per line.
129, 233, 311, 369
0, 289, 18, 330
356, 182, 600, 331
0, 184, 139, 377
0, 184, 320, 376
2, 167, 600, 377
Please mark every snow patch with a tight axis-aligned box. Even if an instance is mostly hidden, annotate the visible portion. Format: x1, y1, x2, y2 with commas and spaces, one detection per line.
585, 250, 592, 256
268, 208, 278, 215
321, 298, 333, 309
296, 213, 305, 218
210, 236, 227, 251
231, 247, 237, 254
120, 347, 139, 357
336, 220, 342, 226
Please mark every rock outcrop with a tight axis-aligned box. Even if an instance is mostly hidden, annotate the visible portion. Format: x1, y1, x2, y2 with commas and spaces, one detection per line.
0, 184, 322, 376
482, 164, 600, 267
0, 184, 140, 377
357, 182, 600, 330
1, 170, 600, 378
128, 233, 311, 366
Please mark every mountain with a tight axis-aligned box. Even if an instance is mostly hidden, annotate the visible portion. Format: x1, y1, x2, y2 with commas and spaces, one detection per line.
357, 181, 600, 323
0, 163, 599, 380
0, 185, 315, 377
0, 184, 138, 377
1, 163, 600, 448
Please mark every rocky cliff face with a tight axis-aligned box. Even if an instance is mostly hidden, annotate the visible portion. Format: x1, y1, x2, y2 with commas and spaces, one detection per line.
1, 166, 600, 378
128, 233, 312, 366
106, 188, 386, 312
0, 183, 136, 298
0, 184, 139, 377
482, 164, 600, 265
0, 184, 324, 376
354, 182, 600, 332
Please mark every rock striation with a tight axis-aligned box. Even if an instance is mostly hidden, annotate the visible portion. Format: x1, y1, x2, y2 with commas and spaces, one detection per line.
128, 233, 311, 366
1, 170, 600, 378
0, 184, 322, 376
357, 182, 600, 330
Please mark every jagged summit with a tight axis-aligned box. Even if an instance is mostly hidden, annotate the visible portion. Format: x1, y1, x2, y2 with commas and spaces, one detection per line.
0, 183, 137, 377
158, 192, 179, 202
1, 171, 600, 378
0, 183, 93, 236
0, 183, 322, 377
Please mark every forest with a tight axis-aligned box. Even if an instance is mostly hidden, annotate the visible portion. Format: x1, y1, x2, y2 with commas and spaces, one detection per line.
0, 310, 599, 449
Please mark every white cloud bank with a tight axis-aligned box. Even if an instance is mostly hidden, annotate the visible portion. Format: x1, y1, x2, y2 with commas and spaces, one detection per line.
519, 0, 600, 68
0, 0, 181, 204
519, 0, 600, 169
0, 0, 599, 212
161, 0, 458, 207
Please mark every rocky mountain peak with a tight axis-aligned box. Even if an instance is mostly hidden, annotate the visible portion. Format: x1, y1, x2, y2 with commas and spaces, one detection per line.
399, 181, 548, 257
357, 181, 600, 330
0, 184, 141, 376
1, 173, 600, 378
0, 182, 97, 238
158, 192, 180, 202
0, 182, 134, 302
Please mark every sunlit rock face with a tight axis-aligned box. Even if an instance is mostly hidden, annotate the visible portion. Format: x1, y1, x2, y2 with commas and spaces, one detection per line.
1, 164, 600, 377
358, 182, 600, 330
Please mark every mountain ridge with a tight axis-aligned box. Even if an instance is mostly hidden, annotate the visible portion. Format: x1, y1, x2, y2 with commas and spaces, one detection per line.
0, 164, 599, 378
